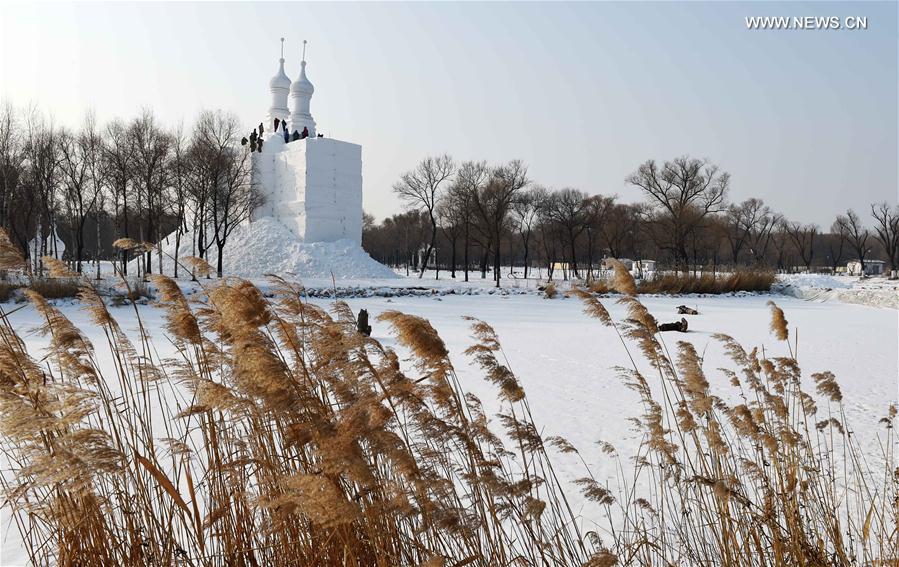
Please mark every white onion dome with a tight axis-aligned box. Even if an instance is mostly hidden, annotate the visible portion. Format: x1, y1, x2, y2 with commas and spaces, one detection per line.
269, 58, 291, 90
290, 61, 314, 96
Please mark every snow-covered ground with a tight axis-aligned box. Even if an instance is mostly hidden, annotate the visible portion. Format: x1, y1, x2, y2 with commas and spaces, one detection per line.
1, 288, 896, 565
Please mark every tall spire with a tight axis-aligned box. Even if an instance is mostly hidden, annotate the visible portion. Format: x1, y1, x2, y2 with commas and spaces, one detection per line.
288, 39, 316, 137
267, 37, 292, 129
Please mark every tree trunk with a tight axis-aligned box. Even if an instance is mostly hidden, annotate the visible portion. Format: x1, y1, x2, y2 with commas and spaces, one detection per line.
216, 242, 225, 277
450, 237, 457, 278
494, 231, 501, 288
522, 236, 530, 280
568, 232, 579, 279
174, 229, 181, 279
420, 217, 437, 279
121, 202, 129, 275
76, 237, 84, 274
95, 208, 102, 280
463, 224, 470, 282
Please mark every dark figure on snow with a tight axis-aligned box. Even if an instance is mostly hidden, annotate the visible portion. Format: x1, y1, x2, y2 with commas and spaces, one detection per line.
301, 126, 309, 139
317, 133, 323, 138
291, 130, 300, 141
240, 136, 248, 146
274, 118, 280, 132
257, 138, 264, 153
676, 305, 699, 315
658, 318, 688, 333
282, 120, 288, 133
283, 128, 289, 143
356, 309, 372, 337
258, 122, 264, 137
249, 129, 257, 144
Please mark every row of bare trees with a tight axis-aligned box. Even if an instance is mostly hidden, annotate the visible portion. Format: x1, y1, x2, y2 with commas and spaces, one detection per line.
365, 155, 899, 283
0, 104, 260, 278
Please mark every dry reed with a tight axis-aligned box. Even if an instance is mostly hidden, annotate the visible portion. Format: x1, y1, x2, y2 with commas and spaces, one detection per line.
0, 267, 893, 567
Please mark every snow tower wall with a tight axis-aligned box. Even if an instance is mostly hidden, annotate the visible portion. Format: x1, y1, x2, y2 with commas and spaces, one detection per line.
251, 136, 363, 246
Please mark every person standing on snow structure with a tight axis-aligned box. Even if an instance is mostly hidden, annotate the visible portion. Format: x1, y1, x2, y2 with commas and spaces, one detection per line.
274, 117, 280, 132
259, 122, 264, 137
301, 126, 309, 139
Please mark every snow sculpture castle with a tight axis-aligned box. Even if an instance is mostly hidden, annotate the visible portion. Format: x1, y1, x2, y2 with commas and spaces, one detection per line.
250, 40, 363, 245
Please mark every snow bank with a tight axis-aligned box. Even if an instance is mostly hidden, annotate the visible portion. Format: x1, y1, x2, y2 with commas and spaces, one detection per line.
777, 274, 852, 290
774, 273, 898, 309
131, 218, 397, 279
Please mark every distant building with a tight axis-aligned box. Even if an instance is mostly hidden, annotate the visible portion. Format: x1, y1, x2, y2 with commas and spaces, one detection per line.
846, 259, 885, 276
634, 259, 656, 274
601, 258, 633, 271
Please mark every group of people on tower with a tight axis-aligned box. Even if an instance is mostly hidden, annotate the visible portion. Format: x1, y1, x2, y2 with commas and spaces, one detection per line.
274, 117, 320, 143
241, 119, 321, 154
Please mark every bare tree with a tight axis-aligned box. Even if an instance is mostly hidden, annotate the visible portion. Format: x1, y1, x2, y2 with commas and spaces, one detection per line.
169, 125, 190, 278
771, 220, 792, 271
103, 119, 136, 274
598, 201, 638, 260
130, 109, 173, 275
784, 221, 818, 271
582, 194, 614, 278
746, 211, 781, 266
870, 202, 899, 271
23, 108, 62, 271
842, 209, 871, 274
825, 216, 849, 273
392, 155, 455, 278
724, 198, 772, 265
58, 114, 105, 273
436, 194, 465, 279
473, 161, 529, 287
511, 185, 546, 279
449, 161, 488, 282
626, 156, 729, 269
0, 104, 25, 238
545, 187, 588, 278
191, 111, 261, 277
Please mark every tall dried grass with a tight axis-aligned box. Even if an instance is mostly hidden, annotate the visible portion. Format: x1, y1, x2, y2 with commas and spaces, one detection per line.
0, 267, 893, 566
590, 269, 776, 295
0, 275, 600, 566
573, 268, 898, 566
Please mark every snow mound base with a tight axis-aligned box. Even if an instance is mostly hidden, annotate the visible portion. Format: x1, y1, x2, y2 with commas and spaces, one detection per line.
135, 218, 397, 280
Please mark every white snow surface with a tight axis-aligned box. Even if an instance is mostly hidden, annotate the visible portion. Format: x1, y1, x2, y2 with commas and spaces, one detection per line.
130, 218, 396, 279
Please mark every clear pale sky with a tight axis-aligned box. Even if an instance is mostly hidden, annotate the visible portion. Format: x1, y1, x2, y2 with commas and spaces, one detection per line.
1, 1, 896, 226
